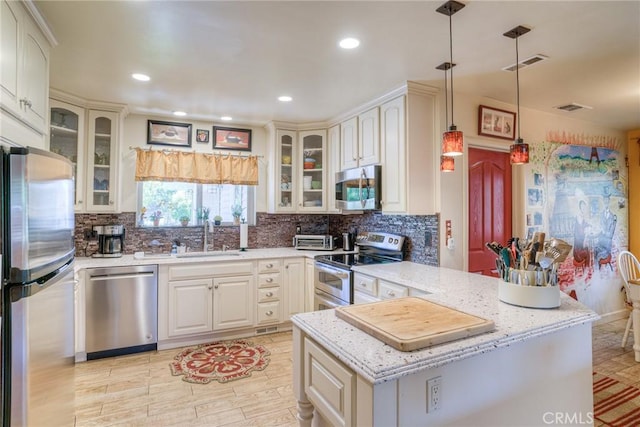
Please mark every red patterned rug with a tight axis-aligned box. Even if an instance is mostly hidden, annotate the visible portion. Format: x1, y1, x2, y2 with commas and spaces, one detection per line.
593, 372, 640, 426
170, 340, 270, 384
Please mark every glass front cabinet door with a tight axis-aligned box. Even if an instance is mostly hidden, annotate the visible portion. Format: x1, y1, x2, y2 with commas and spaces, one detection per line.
86, 110, 118, 212
298, 130, 326, 212
276, 129, 297, 212
49, 99, 85, 211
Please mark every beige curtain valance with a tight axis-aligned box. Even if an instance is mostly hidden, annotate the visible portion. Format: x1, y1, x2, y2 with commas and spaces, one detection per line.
134, 148, 258, 185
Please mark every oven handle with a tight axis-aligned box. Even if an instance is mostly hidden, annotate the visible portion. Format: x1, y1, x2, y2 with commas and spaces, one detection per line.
314, 262, 350, 279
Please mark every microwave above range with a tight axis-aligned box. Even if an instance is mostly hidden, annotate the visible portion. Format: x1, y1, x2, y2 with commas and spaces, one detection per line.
335, 164, 381, 211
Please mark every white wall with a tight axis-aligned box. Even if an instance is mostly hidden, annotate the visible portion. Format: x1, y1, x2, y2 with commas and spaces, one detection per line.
438, 92, 628, 271
119, 114, 270, 213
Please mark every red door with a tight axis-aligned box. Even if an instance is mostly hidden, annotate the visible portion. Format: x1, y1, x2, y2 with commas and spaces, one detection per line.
468, 148, 512, 276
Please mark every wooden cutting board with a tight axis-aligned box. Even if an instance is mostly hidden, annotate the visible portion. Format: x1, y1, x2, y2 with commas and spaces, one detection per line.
335, 297, 495, 352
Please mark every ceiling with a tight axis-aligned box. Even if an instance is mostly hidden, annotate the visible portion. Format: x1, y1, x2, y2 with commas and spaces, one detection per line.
35, 1, 640, 132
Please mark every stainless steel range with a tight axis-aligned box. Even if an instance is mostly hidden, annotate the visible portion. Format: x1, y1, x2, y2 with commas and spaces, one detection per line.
314, 231, 405, 310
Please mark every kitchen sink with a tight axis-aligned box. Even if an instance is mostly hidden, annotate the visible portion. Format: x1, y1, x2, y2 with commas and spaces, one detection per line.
175, 251, 241, 258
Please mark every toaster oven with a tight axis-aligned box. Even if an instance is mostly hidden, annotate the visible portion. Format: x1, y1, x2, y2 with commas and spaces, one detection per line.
293, 235, 337, 251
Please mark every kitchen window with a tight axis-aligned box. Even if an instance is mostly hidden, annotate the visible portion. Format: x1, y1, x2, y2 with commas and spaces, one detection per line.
136, 181, 255, 227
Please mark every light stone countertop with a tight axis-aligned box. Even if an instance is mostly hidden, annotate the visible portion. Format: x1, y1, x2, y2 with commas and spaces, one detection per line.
292, 261, 600, 384
74, 247, 339, 271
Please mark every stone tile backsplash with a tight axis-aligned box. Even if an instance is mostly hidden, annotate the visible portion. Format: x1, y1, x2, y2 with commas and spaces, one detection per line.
75, 212, 439, 265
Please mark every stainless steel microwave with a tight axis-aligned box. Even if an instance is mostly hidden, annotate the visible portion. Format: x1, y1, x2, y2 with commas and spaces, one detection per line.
335, 164, 381, 211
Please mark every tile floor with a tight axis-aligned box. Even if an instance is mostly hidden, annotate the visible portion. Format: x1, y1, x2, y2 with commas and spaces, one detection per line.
74, 317, 639, 427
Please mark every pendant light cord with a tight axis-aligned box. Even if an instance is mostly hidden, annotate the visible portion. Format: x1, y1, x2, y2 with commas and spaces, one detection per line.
449, 11, 455, 128
444, 65, 449, 129
515, 35, 521, 142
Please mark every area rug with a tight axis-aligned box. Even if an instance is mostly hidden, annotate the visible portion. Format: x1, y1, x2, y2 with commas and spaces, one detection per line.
593, 372, 640, 426
170, 339, 270, 384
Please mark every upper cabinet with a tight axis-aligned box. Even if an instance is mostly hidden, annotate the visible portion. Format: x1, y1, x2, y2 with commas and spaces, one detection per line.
0, 0, 51, 146
380, 84, 439, 215
48, 92, 126, 213
340, 107, 380, 171
268, 125, 328, 213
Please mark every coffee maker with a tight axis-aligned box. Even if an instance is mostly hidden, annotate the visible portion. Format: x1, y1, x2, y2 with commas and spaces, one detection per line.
92, 225, 125, 258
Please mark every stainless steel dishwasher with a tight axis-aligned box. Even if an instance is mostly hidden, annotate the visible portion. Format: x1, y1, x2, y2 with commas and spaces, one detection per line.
85, 265, 158, 360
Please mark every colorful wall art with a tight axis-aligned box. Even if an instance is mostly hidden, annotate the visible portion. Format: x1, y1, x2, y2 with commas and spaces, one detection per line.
528, 131, 627, 314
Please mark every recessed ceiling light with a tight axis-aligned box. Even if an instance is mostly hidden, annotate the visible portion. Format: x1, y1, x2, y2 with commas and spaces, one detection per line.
339, 38, 360, 49
278, 96, 293, 102
173, 111, 187, 116
220, 116, 233, 121
131, 73, 150, 81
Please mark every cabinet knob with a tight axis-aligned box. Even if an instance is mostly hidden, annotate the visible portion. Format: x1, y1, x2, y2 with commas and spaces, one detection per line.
266, 263, 273, 269
266, 292, 273, 297
352, 157, 357, 161
208, 285, 213, 290
266, 310, 274, 316
78, 200, 83, 204
266, 278, 273, 283
214, 284, 219, 289
359, 282, 366, 287
387, 290, 395, 297
109, 200, 114, 205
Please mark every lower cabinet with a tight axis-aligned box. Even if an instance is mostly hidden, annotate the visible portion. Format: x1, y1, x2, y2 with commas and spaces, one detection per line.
168, 278, 213, 337
213, 275, 255, 330
353, 272, 429, 304
284, 258, 305, 317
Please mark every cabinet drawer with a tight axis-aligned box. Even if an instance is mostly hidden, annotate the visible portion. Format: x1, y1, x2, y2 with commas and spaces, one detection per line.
257, 301, 281, 324
354, 291, 379, 305
168, 261, 254, 281
378, 280, 409, 300
258, 259, 281, 274
258, 272, 281, 288
353, 273, 377, 296
304, 337, 354, 427
258, 287, 281, 303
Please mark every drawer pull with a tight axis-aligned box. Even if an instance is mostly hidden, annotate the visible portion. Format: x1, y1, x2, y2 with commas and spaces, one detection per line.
266, 292, 273, 297
387, 290, 395, 297
266, 310, 274, 316
359, 282, 366, 287
266, 263, 273, 269
266, 278, 273, 283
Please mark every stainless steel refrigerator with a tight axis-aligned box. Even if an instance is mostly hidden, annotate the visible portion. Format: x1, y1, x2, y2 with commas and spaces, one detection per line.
1, 146, 75, 426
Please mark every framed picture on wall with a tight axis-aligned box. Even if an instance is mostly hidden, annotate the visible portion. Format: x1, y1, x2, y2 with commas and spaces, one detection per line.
147, 120, 192, 147
196, 129, 210, 143
213, 126, 252, 151
478, 105, 516, 140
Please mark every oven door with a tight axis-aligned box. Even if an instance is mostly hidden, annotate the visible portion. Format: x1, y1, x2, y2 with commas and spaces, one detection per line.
314, 261, 351, 303
314, 289, 348, 311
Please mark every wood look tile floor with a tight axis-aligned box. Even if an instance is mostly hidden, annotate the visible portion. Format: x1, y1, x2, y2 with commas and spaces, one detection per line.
74, 318, 639, 427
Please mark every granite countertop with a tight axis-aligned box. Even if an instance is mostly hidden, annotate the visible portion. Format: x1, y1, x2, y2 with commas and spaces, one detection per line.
74, 247, 339, 270
292, 261, 600, 384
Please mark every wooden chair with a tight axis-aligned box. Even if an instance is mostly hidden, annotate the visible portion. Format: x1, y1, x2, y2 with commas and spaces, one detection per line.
617, 251, 640, 348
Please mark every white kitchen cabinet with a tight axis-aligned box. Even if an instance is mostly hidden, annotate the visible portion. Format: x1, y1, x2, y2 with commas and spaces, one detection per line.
49, 99, 86, 211
273, 129, 297, 212
168, 278, 214, 337
86, 110, 119, 212
326, 124, 341, 213
297, 130, 326, 212
213, 275, 255, 330
380, 84, 439, 214
340, 108, 380, 171
304, 258, 315, 312
284, 258, 306, 318
340, 116, 358, 170
352, 271, 427, 303
257, 259, 283, 325
0, 0, 50, 146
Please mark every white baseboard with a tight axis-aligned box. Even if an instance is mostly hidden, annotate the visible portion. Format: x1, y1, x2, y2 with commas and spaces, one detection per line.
594, 309, 630, 326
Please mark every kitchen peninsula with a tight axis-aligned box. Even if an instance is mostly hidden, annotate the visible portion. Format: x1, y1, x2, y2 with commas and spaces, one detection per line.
292, 262, 599, 427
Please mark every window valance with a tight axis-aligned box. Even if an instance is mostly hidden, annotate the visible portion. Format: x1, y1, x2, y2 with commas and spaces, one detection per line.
134, 148, 258, 185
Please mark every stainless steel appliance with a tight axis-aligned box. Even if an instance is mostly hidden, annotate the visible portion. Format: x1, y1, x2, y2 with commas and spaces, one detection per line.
342, 232, 354, 251
92, 224, 125, 258
314, 231, 405, 309
84, 265, 158, 360
1, 146, 76, 426
293, 234, 337, 251
335, 164, 382, 211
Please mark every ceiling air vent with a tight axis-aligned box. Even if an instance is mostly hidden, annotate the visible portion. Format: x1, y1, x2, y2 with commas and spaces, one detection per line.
502, 54, 548, 72
555, 103, 593, 112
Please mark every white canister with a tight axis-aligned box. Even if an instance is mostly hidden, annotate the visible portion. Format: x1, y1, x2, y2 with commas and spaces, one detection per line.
303, 176, 312, 190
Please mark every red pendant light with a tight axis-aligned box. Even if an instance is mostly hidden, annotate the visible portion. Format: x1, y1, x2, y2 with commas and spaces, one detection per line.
440, 155, 455, 172
504, 25, 531, 165
437, 1, 465, 157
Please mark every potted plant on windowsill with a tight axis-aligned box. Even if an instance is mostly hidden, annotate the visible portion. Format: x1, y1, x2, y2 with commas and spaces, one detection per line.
150, 210, 162, 227
213, 215, 223, 226
179, 216, 190, 226
231, 203, 244, 226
